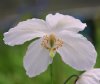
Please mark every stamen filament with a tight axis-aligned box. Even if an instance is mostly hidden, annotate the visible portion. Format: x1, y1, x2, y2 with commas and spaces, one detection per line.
41, 33, 63, 58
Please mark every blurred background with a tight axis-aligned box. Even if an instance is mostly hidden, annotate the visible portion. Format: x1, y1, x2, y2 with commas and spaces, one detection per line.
0, 0, 100, 84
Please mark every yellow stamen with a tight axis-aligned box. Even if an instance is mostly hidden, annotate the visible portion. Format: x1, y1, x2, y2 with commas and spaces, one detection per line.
41, 33, 63, 58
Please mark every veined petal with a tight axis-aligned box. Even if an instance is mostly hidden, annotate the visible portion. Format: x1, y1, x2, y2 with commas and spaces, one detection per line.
76, 77, 97, 84
3, 19, 48, 46
57, 31, 97, 71
46, 13, 86, 32
23, 39, 52, 77
76, 69, 100, 84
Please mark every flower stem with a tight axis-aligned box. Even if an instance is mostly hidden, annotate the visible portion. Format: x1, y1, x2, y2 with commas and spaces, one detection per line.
64, 75, 79, 84
50, 63, 53, 84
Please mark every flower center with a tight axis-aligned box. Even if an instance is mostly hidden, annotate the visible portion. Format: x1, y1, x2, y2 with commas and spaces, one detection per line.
41, 33, 63, 58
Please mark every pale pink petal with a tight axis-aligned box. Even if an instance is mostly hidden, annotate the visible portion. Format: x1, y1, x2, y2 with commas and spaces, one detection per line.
23, 39, 52, 77
76, 69, 100, 84
46, 13, 86, 32
3, 19, 48, 46
57, 31, 97, 70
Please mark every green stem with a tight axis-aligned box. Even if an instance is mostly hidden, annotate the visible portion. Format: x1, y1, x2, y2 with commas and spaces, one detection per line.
64, 75, 79, 84
50, 63, 53, 84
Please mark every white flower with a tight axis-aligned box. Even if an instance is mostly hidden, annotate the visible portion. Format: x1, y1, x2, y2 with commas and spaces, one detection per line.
76, 68, 100, 84
3, 13, 97, 77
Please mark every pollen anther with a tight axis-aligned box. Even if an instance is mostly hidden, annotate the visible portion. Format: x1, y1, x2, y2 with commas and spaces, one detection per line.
41, 33, 63, 51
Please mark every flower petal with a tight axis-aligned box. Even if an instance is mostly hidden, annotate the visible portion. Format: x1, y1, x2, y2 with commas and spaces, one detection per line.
57, 31, 97, 70
76, 77, 97, 84
23, 39, 52, 77
3, 19, 48, 46
76, 69, 100, 84
46, 13, 86, 32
